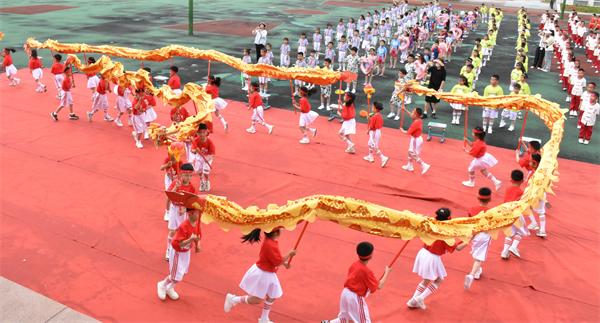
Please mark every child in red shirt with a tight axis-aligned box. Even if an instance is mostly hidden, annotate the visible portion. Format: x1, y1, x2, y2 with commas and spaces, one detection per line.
501, 169, 529, 259
2, 48, 20, 86
87, 73, 113, 122
364, 102, 389, 167
294, 86, 319, 144
401, 107, 431, 174
50, 67, 79, 121
246, 82, 274, 134
168, 65, 182, 95
142, 89, 157, 139
157, 206, 203, 301
515, 140, 541, 173
338, 92, 357, 153
50, 54, 64, 100
165, 163, 197, 260
28, 49, 47, 93
206, 76, 229, 131
464, 187, 492, 290
323, 242, 391, 323
160, 141, 186, 221
131, 89, 148, 149
191, 123, 215, 192
462, 126, 502, 190
527, 153, 548, 238
408, 208, 466, 309
113, 83, 132, 127
224, 228, 296, 323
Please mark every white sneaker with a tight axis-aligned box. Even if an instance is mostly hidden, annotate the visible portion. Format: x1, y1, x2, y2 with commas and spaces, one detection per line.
241, 86, 248, 91
246, 127, 256, 134
318, 105, 325, 110
363, 155, 374, 163
199, 181, 206, 192
415, 297, 426, 309
402, 164, 414, 172
584, 140, 589, 145
157, 282, 167, 300
508, 125, 515, 131
527, 223, 539, 230
258, 319, 274, 323
536, 231, 547, 238
493, 180, 502, 191
577, 125, 581, 129
473, 267, 482, 279
299, 137, 310, 144
114, 119, 123, 127
267, 125, 274, 134
394, 115, 400, 121
487, 126, 493, 134
311, 128, 318, 137
205, 180, 211, 192
501, 249, 509, 259
406, 297, 419, 308
144, 132, 150, 140
508, 245, 521, 258
380, 156, 389, 168
166, 288, 179, 300
87, 111, 93, 122
50, 112, 58, 121
499, 120, 506, 128
104, 115, 113, 122
351, 88, 356, 94
163, 210, 169, 221
464, 274, 474, 290
462, 180, 475, 187
224, 293, 235, 312
386, 112, 396, 119
421, 163, 430, 175
135, 141, 143, 149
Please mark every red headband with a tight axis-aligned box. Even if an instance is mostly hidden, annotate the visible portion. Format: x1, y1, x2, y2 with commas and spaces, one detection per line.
473, 128, 484, 134
478, 194, 491, 200
181, 169, 194, 174
359, 254, 372, 260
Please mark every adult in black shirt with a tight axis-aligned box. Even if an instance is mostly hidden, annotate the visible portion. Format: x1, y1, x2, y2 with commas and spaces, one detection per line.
423, 59, 446, 119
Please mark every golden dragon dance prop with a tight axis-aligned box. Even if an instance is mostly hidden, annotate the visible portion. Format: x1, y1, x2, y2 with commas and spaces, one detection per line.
26, 38, 563, 244
173, 82, 564, 245
24, 38, 356, 85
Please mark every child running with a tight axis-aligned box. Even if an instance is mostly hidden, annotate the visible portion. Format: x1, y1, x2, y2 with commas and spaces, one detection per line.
462, 126, 502, 190
501, 169, 529, 259
206, 76, 228, 131
50, 54, 65, 100
338, 92, 357, 154
2, 48, 20, 86
247, 82, 274, 134
294, 86, 319, 144
463, 187, 493, 290
50, 67, 79, 121
28, 49, 46, 93
364, 102, 390, 167
321, 242, 392, 323
224, 228, 297, 323
401, 108, 430, 174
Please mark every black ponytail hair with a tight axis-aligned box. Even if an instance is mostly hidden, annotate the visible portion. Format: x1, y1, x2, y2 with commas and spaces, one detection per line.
345, 92, 356, 106
4, 48, 16, 54
241, 228, 281, 244
209, 75, 221, 87
31, 49, 38, 58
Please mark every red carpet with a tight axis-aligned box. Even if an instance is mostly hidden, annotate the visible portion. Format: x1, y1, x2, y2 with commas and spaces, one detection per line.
1, 71, 599, 322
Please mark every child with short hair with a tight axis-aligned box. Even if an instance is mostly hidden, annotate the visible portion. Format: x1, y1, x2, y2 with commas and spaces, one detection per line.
526, 154, 548, 237
170, 104, 189, 124
462, 126, 502, 190
313, 28, 322, 56
376, 40, 388, 76
224, 228, 297, 323
407, 208, 466, 309
113, 83, 132, 127
159, 143, 185, 220
191, 123, 215, 191
295, 87, 321, 140
206, 76, 228, 131
324, 23, 334, 46
258, 48, 270, 94
50, 67, 79, 121
50, 54, 65, 100
318, 58, 333, 110
388, 68, 408, 120
450, 76, 470, 125
499, 83, 522, 131
324, 42, 336, 65
463, 187, 492, 289
482, 74, 504, 134
579, 82, 597, 128
280, 38, 290, 67
168, 66, 182, 95
401, 107, 431, 174
131, 89, 148, 149
143, 89, 157, 139
322, 242, 392, 323
338, 92, 357, 153
364, 102, 390, 167
298, 32, 309, 57
247, 82, 274, 134
28, 49, 47, 93
2, 48, 20, 86
569, 68, 587, 118
579, 91, 600, 144
157, 205, 203, 301
164, 163, 197, 260
87, 73, 113, 122
501, 169, 529, 259
343, 47, 360, 93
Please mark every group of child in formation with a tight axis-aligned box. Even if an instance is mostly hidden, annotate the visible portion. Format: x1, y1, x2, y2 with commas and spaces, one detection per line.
1, 1, 598, 321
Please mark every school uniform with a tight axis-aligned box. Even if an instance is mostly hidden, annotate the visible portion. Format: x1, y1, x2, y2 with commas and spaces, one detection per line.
29, 57, 43, 80
3, 54, 17, 77
59, 76, 73, 106
191, 136, 215, 175
333, 261, 378, 323
239, 238, 284, 299
339, 104, 356, 135
413, 240, 457, 280
298, 97, 318, 127
51, 62, 65, 96
168, 218, 201, 281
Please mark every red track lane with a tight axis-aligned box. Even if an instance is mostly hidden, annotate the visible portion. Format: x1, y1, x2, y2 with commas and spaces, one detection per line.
1, 72, 599, 322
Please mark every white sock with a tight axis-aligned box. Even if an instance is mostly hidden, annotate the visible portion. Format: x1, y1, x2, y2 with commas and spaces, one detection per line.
232, 295, 248, 305
503, 237, 512, 254
539, 214, 546, 232
418, 281, 439, 300
529, 215, 538, 226
486, 173, 498, 182
219, 115, 227, 126
260, 300, 273, 321
510, 234, 522, 248
413, 281, 427, 298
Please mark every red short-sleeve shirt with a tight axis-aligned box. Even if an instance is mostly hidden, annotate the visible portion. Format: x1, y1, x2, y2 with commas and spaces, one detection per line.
407, 119, 423, 137
504, 186, 524, 202
96, 79, 108, 95
192, 137, 215, 156
256, 238, 283, 273
249, 92, 263, 109
469, 140, 486, 158
168, 74, 181, 90
343, 260, 379, 297
299, 97, 311, 113
424, 240, 457, 256
132, 97, 147, 115
29, 57, 42, 70
170, 107, 190, 123
341, 103, 356, 120
61, 77, 72, 91
3, 54, 13, 67
51, 62, 64, 75
368, 112, 383, 130
205, 84, 219, 99
171, 219, 201, 252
